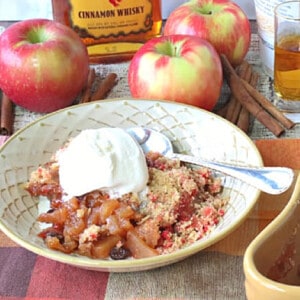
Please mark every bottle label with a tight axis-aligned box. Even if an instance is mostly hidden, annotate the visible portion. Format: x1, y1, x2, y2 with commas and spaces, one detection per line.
68, 0, 153, 39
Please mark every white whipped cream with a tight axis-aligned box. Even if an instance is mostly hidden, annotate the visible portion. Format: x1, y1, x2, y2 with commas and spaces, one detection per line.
58, 127, 149, 198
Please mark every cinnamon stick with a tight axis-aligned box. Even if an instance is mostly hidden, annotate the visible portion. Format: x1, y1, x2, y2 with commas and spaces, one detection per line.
241, 79, 295, 129
80, 68, 96, 103
91, 73, 117, 101
225, 61, 252, 123
236, 72, 259, 133
0, 93, 14, 135
220, 54, 285, 137
236, 106, 250, 133
216, 61, 250, 120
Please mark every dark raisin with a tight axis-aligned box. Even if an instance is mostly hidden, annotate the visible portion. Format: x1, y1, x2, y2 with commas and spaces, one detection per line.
46, 232, 64, 244
110, 246, 131, 260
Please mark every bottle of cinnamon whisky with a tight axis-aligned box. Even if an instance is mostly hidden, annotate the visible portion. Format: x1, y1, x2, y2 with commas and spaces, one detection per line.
52, 0, 162, 63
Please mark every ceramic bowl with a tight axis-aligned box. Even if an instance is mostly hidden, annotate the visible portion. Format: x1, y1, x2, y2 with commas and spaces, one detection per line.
244, 173, 300, 300
0, 99, 262, 272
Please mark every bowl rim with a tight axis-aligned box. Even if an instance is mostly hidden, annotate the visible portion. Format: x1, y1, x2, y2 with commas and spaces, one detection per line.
243, 172, 300, 290
0, 98, 263, 271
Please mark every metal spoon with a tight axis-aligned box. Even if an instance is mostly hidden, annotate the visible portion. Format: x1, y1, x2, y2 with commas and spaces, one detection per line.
127, 127, 294, 195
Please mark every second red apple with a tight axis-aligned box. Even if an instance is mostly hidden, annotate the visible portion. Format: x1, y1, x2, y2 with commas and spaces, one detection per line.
164, 0, 251, 66
128, 35, 223, 111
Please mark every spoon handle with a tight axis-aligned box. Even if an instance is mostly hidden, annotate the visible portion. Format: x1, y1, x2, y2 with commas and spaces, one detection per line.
172, 153, 294, 195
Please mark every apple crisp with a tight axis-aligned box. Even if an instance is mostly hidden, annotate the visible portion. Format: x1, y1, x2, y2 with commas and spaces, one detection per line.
25, 151, 228, 259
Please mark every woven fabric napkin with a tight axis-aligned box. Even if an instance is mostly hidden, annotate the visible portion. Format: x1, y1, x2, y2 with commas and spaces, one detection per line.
0, 137, 298, 300
255, 139, 300, 169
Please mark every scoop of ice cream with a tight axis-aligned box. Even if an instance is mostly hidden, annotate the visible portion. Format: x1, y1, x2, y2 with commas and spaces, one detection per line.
58, 127, 149, 198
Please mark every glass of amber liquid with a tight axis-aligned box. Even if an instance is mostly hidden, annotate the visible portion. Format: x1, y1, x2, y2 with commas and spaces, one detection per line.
274, 1, 300, 112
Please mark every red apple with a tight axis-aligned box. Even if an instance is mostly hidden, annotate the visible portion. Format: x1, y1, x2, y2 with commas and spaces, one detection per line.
0, 19, 89, 113
128, 34, 222, 111
164, 0, 251, 66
